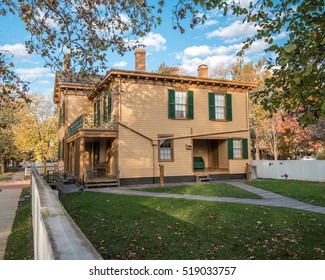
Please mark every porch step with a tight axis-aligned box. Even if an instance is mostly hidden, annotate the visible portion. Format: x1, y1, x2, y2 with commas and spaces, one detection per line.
85, 180, 119, 188
196, 175, 211, 183
63, 178, 75, 184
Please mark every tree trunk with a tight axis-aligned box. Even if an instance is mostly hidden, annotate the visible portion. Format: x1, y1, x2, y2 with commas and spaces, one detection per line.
1, 155, 6, 173
255, 134, 260, 160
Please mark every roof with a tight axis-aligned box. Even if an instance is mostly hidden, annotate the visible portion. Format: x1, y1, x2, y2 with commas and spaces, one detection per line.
53, 68, 257, 102
53, 71, 104, 102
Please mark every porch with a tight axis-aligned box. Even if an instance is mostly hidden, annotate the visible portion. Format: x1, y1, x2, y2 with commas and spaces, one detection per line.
192, 139, 229, 175
65, 113, 119, 187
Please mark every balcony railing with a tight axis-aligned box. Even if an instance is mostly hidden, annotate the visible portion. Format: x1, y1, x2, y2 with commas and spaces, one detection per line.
67, 114, 117, 136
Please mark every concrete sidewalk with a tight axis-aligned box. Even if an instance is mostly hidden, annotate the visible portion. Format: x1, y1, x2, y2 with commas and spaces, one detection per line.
87, 181, 325, 215
0, 167, 30, 259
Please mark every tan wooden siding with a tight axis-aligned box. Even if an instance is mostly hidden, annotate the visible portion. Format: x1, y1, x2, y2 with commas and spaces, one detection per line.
218, 140, 229, 169
118, 125, 153, 178
118, 81, 250, 178
229, 160, 250, 174
120, 83, 249, 138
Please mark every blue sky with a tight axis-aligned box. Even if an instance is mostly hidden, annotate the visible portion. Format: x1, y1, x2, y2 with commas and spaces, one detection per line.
0, 1, 286, 97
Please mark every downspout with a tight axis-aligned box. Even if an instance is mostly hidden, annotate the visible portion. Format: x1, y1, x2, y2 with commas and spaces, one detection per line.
117, 75, 122, 180
152, 141, 156, 184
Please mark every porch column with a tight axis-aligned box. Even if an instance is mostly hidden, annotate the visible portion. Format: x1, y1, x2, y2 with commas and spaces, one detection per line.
79, 137, 85, 182
64, 141, 69, 173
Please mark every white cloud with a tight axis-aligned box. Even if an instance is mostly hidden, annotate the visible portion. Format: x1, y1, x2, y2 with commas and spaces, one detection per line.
274, 31, 287, 40
207, 21, 257, 42
16, 67, 54, 81
178, 54, 237, 76
140, 32, 167, 52
38, 80, 51, 85
37, 9, 58, 29
233, 0, 252, 8
213, 44, 243, 55
205, 19, 218, 26
0, 43, 29, 58
246, 40, 269, 55
113, 61, 127, 68
183, 45, 212, 57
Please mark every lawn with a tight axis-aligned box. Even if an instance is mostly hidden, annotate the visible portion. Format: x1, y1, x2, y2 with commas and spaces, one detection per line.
0, 167, 20, 181
248, 180, 325, 207
61, 192, 325, 260
4, 188, 34, 260
134, 183, 261, 199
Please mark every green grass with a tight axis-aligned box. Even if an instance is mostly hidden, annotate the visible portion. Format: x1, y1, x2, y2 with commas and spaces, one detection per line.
0, 171, 14, 180
0, 167, 21, 180
134, 183, 261, 199
248, 180, 325, 207
61, 192, 325, 260
4, 188, 34, 260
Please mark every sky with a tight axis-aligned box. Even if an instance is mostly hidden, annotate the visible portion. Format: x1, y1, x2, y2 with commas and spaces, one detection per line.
0, 1, 286, 98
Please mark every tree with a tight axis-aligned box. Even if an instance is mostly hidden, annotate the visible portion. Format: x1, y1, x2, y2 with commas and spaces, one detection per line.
13, 94, 57, 170
214, 58, 318, 160
0, 51, 29, 104
1, 1, 323, 125
171, 0, 324, 125
156, 62, 173, 74
306, 119, 325, 147
0, 97, 22, 173
1, 0, 164, 77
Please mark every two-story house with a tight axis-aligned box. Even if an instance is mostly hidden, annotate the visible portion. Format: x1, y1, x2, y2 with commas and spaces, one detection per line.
53, 49, 256, 186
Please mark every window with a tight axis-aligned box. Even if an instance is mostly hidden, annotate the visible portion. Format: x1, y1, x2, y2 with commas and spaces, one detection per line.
215, 94, 225, 119
233, 139, 242, 159
159, 136, 173, 161
228, 138, 249, 159
209, 92, 232, 121
103, 91, 111, 121
94, 100, 100, 126
175, 91, 187, 118
168, 89, 193, 119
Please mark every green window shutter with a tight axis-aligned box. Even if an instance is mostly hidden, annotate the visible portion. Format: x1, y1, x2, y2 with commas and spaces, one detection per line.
187, 90, 194, 119
168, 89, 175, 119
107, 91, 111, 119
58, 107, 62, 127
94, 100, 100, 126
228, 138, 234, 159
103, 94, 107, 121
97, 100, 100, 120
58, 140, 61, 160
93, 102, 97, 125
62, 102, 65, 125
208, 92, 215, 120
226, 94, 232, 121
242, 138, 249, 159
61, 139, 64, 160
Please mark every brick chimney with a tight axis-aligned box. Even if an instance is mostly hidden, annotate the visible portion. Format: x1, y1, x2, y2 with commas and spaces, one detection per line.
170, 67, 179, 75
64, 53, 70, 73
134, 48, 146, 71
197, 64, 208, 78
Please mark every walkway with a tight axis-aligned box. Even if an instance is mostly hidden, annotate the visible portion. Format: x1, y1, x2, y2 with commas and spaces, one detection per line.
87, 180, 325, 215
0, 168, 30, 259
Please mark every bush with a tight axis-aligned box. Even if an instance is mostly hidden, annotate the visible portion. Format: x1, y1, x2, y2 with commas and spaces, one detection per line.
316, 152, 325, 160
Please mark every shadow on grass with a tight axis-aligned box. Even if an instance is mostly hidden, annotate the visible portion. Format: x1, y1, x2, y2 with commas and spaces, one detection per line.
61, 192, 325, 260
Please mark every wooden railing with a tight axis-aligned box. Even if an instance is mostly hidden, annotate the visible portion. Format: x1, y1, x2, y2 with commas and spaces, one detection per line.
67, 114, 116, 136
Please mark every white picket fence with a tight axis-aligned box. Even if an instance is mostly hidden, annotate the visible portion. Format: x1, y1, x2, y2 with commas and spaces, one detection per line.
252, 160, 325, 182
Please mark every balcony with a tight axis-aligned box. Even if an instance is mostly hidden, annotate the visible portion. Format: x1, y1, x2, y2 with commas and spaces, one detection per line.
67, 114, 117, 136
